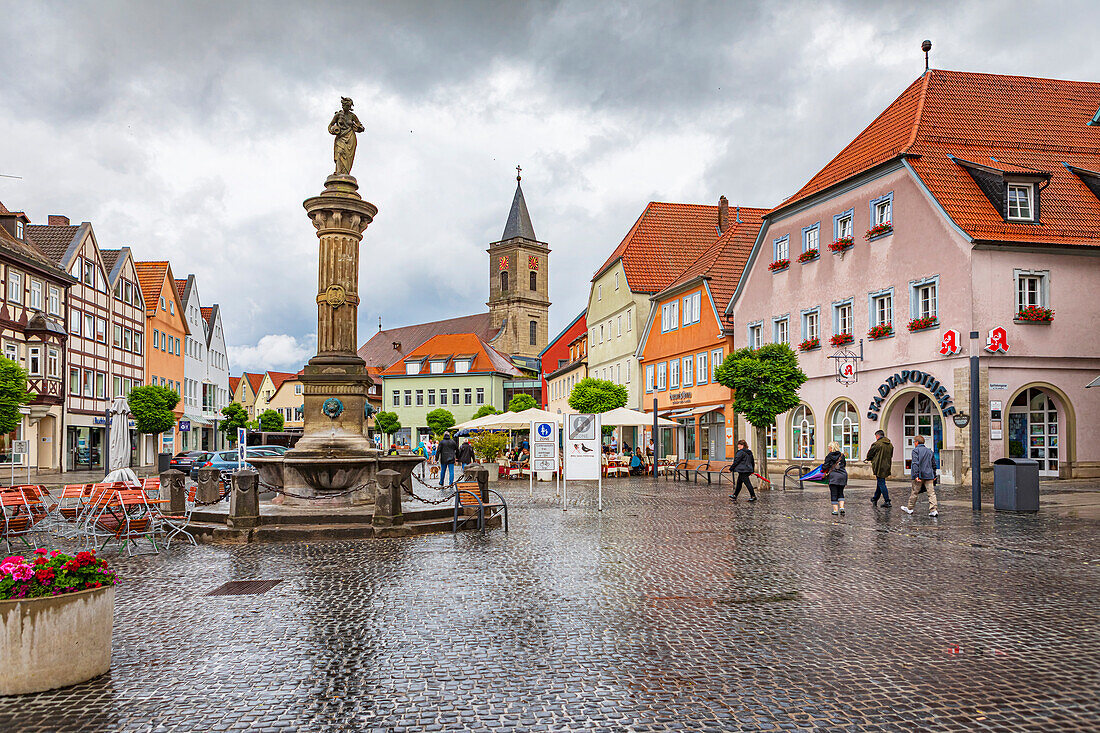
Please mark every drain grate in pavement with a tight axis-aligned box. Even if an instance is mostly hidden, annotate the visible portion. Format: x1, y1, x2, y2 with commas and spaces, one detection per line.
206, 579, 283, 596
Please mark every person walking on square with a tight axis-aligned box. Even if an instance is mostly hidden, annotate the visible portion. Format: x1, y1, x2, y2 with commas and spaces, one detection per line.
456, 439, 474, 476
866, 429, 894, 507
902, 434, 939, 517
728, 439, 757, 501
436, 431, 458, 487
823, 441, 848, 515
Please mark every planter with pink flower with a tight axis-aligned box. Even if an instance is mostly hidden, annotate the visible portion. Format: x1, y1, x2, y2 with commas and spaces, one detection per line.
0, 549, 117, 695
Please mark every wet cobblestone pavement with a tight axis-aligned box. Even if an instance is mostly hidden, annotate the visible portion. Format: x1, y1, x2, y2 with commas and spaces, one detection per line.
3, 478, 1099, 732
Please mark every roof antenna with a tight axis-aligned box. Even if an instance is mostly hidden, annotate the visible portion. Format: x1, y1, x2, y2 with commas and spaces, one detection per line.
922, 39, 932, 71
516, 165, 522, 183
735, 206, 741, 223
378, 315, 382, 332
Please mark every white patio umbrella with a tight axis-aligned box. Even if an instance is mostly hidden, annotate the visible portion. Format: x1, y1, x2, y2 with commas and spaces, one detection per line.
454, 411, 516, 431
470, 408, 563, 430
599, 406, 678, 428
104, 396, 139, 484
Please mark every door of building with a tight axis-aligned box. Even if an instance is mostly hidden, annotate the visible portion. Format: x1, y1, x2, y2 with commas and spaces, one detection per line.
902, 395, 948, 481
1008, 388, 1059, 477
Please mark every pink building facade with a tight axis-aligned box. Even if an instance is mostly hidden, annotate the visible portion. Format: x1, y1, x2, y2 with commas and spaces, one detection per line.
728, 70, 1100, 483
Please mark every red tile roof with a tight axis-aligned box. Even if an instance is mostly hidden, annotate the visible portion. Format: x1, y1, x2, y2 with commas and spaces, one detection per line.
593, 202, 725, 292
239, 372, 264, 396
229, 376, 241, 394
174, 278, 187, 302
357, 312, 500, 370
134, 261, 169, 311
779, 69, 1100, 247
380, 333, 523, 377
656, 207, 768, 313
200, 306, 213, 324
267, 371, 297, 392
25, 223, 81, 262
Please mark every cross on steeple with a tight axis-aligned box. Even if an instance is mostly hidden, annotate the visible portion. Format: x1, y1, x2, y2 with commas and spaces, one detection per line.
516, 165, 522, 182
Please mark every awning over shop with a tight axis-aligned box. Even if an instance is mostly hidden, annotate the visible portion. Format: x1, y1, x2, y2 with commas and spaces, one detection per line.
1087, 375, 1100, 388
685, 405, 724, 417
180, 415, 212, 428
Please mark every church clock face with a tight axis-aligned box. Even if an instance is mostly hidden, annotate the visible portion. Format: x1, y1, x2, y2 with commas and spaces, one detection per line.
498, 255, 509, 270
528, 256, 539, 270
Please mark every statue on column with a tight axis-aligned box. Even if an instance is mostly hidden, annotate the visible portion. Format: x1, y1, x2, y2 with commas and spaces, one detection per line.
328, 97, 364, 176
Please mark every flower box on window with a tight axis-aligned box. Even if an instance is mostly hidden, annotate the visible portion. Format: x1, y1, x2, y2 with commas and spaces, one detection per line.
768, 258, 790, 272
865, 222, 893, 240
797, 337, 820, 351
867, 323, 893, 339
798, 249, 819, 263
1015, 305, 1054, 322
828, 237, 854, 253
907, 316, 938, 332
829, 333, 854, 348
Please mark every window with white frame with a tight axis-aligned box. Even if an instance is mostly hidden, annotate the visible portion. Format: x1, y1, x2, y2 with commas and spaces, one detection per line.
696, 351, 708, 384
682, 355, 694, 387
833, 300, 853, 335
765, 422, 778, 458
1014, 269, 1049, 311
625, 362, 630, 383
830, 401, 860, 459
614, 272, 619, 290
415, 390, 423, 406
803, 223, 820, 252
711, 348, 722, 380
1006, 183, 1034, 221
404, 390, 412, 406
600, 325, 605, 343
597, 284, 602, 301
645, 365, 654, 392
870, 193, 893, 227
656, 362, 667, 390
439, 389, 448, 405
773, 316, 789, 344
15, 221, 23, 239
7, 270, 21, 303
476, 388, 484, 404
747, 323, 762, 349
29, 280, 42, 310
869, 289, 893, 327
773, 236, 789, 261
834, 209, 854, 240
626, 309, 632, 331
47, 348, 58, 377
617, 315, 622, 337
454, 359, 470, 374
27, 346, 41, 375
48, 286, 60, 315
682, 292, 701, 326
791, 405, 815, 459
661, 301, 679, 332
802, 308, 819, 342
669, 359, 679, 389
910, 276, 938, 321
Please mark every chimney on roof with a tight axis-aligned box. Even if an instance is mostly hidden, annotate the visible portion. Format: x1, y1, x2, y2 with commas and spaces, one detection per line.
736, 206, 741, 223
48, 215, 69, 226
392, 341, 401, 351
718, 196, 729, 233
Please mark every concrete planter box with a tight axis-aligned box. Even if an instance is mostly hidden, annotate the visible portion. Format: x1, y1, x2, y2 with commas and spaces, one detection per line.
0, 586, 114, 696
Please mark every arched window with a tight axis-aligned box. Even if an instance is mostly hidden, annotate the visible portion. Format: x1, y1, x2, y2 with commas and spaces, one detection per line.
791, 405, 815, 459
830, 401, 860, 459
765, 421, 778, 458
530, 271, 537, 291
500, 271, 508, 292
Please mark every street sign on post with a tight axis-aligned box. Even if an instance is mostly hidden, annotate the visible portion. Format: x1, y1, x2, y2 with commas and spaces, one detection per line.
237, 427, 247, 470
530, 419, 559, 496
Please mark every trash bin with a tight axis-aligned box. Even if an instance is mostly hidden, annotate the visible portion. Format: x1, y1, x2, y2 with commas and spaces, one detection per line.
993, 457, 1039, 512
157, 452, 172, 474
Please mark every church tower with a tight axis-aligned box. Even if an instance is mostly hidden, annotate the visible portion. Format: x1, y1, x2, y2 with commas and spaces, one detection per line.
487, 169, 550, 358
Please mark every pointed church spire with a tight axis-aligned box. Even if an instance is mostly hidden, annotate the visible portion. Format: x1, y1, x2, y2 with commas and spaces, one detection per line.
501, 167, 536, 241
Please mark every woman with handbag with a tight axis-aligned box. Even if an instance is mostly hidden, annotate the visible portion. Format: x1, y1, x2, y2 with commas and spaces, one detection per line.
823, 441, 848, 515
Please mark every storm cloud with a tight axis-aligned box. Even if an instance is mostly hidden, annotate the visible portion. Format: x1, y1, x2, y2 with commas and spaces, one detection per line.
2, 0, 1096, 372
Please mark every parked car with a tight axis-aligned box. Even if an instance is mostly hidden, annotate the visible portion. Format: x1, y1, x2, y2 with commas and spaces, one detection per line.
196, 449, 280, 485
187, 452, 213, 481
169, 450, 207, 472
248, 444, 288, 455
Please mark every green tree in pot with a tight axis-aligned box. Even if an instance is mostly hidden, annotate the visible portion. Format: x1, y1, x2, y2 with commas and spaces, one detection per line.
426, 407, 455, 439
0, 356, 31, 436
129, 385, 180, 464
567, 378, 628, 414
258, 409, 284, 432
715, 343, 807, 482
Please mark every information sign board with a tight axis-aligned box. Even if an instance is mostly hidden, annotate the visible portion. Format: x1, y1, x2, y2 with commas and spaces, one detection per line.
531, 420, 558, 473
564, 414, 600, 480
11, 440, 30, 455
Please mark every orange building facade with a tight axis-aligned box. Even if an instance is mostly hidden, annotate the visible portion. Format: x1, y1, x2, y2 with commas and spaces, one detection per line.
636, 208, 766, 464
135, 261, 188, 460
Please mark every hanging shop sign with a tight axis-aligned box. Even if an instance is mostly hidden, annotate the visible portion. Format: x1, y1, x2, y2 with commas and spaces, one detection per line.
951, 413, 970, 428
938, 329, 962, 355
866, 369, 956, 420
985, 326, 1009, 353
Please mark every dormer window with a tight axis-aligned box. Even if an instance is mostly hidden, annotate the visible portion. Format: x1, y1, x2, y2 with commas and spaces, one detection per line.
405, 360, 421, 375
454, 359, 471, 374
14, 221, 23, 239
429, 360, 446, 374
1006, 183, 1034, 221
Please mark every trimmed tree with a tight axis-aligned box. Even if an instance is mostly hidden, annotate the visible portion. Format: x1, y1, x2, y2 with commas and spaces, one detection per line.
470, 431, 509, 463
0, 357, 31, 436
129, 385, 180, 450
507, 393, 537, 413
567, 378, 628, 414
472, 404, 501, 420
220, 402, 249, 445
258, 409, 285, 432
426, 407, 456, 438
714, 343, 807, 481
374, 411, 401, 446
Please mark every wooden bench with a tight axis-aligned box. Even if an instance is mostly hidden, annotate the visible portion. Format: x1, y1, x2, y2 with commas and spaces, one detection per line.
453, 481, 508, 533
693, 461, 734, 485
669, 459, 692, 482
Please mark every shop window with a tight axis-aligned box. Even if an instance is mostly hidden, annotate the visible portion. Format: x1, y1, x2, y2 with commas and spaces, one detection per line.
765, 422, 778, 459
791, 405, 815, 459
830, 401, 860, 459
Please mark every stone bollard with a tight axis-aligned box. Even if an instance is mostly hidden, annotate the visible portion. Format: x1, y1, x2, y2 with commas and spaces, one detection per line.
228, 469, 259, 529
161, 469, 187, 515
471, 464, 490, 504
373, 469, 403, 528
196, 466, 221, 504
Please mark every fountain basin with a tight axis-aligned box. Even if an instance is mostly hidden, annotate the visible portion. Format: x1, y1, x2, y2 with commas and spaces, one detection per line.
248, 453, 424, 506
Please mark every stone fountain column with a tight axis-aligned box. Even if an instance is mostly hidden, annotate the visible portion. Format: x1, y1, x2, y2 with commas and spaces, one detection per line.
278, 172, 379, 504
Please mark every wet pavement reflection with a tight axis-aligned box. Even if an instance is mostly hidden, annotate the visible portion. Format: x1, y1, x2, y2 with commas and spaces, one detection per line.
2, 477, 1098, 731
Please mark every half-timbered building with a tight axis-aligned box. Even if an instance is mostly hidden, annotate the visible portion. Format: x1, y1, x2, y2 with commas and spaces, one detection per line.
102, 247, 147, 465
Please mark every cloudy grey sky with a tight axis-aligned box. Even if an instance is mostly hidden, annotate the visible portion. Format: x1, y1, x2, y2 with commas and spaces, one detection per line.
2, 1, 1097, 373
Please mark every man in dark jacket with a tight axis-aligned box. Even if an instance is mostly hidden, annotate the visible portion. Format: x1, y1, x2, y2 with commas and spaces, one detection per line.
865, 430, 894, 507
728, 440, 757, 501
902, 435, 939, 517
456, 439, 475, 475
436, 432, 459, 486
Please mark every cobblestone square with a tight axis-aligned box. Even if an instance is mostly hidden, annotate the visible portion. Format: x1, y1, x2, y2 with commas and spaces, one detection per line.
3, 477, 1098, 732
